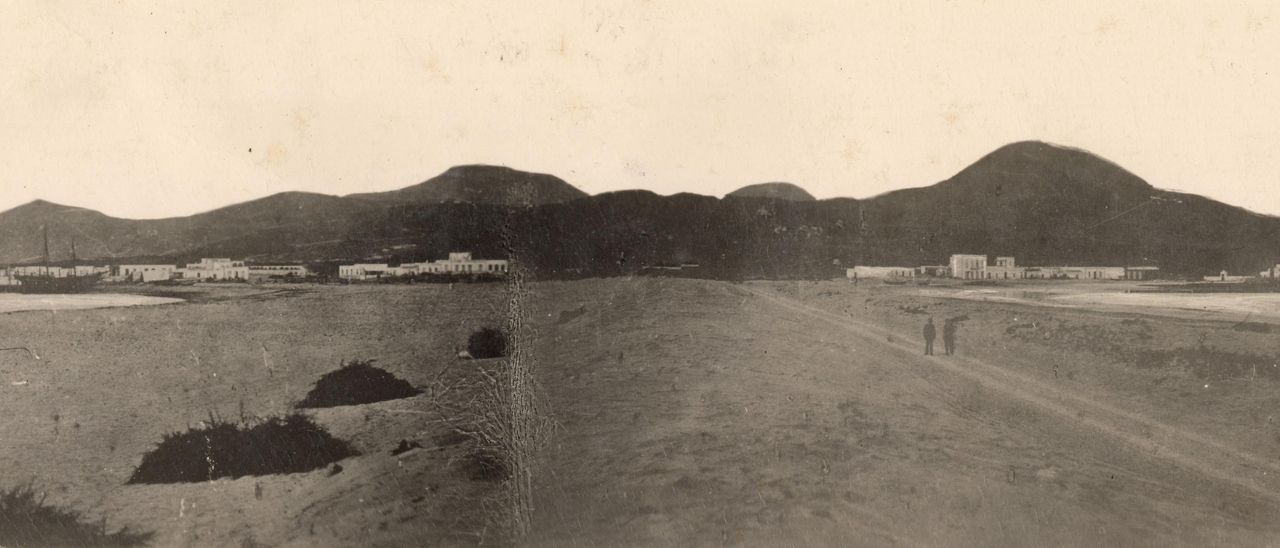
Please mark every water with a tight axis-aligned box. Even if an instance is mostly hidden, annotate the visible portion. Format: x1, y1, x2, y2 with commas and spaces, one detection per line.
0, 293, 183, 314
921, 284, 1280, 322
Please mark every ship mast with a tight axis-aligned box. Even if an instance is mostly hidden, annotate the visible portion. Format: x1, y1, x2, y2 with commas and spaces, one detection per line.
42, 225, 50, 277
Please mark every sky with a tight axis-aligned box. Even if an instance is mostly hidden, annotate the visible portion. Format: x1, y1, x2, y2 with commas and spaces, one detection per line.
2, 1, 1279, 219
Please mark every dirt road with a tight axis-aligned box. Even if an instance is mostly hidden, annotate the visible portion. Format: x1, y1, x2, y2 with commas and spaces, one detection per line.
527, 278, 1280, 547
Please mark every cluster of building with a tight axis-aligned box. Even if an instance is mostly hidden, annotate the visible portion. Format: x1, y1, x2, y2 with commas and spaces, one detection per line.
338, 252, 509, 281
0, 258, 307, 286
1, 252, 508, 287
847, 254, 1162, 281
1208, 264, 1280, 283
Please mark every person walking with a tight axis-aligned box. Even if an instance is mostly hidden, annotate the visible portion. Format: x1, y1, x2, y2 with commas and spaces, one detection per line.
943, 319, 957, 356
923, 317, 936, 356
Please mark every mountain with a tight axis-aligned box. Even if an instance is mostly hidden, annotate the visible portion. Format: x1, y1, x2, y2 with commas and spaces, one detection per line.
856, 141, 1280, 273
347, 165, 588, 207
0, 193, 383, 264
727, 183, 816, 201
1, 147, 1277, 278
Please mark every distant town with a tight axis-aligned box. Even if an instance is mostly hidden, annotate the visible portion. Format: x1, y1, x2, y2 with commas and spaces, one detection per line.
848, 254, 1280, 283
0, 252, 509, 287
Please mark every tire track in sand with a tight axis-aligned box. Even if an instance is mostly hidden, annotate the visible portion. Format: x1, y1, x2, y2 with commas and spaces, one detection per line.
742, 285, 1280, 506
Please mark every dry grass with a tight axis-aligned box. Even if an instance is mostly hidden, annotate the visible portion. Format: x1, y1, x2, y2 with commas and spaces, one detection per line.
294, 359, 421, 409
0, 483, 152, 547
127, 412, 358, 484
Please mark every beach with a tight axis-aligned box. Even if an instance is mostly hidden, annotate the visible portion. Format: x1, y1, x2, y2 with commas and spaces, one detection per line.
0, 293, 183, 314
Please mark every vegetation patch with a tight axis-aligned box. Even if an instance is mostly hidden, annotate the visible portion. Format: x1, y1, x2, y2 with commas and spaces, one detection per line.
296, 359, 422, 409
1005, 318, 1152, 355
0, 482, 152, 547
1133, 345, 1280, 381
127, 413, 358, 484
467, 328, 509, 359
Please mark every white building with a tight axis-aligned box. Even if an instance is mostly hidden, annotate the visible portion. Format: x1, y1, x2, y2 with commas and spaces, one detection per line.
180, 258, 249, 281
1205, 271, 1252, 283
846, 266, 915, 279
339, 252, 509, 280
118, 264, 178, 282
420, 252, 509, 275
338, 263, 390, 280
248, 265, 310, 280
1124, 266, 1161, 280
949, 254, 988, 280
950, 254, 1129, 280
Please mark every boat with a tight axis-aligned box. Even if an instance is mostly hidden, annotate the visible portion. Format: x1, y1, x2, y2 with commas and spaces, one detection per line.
13, 227, 102, 294
882, 279, 909, 285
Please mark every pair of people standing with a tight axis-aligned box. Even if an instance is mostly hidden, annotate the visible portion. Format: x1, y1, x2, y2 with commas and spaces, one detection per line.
922, 317, 958, 356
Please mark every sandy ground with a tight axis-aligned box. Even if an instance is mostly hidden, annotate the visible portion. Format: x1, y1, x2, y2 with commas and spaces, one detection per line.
0, 284, 509, 547
0, 293, 183, 314
525, 278, 1280, 547
917, 281, 1280, 323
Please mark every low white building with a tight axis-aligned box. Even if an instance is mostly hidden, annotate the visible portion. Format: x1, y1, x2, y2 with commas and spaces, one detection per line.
846, 266, 915, 279
248, 264, 310, 280
180, 258, 249, 281
338, 263, 390, 280
118, 264, 178, 282
988, 257, 1027, 279
420, 252, 509, 275
1205, 271, 1252, 283
1124, 266, 1161, 280
339, 253, 509, 280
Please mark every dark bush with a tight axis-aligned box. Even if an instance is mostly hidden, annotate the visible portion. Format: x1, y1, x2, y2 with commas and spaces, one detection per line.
467, 328, 508, 359
296, 360, 422, 409
127, 413, 357, 484
0, 483, 152, 547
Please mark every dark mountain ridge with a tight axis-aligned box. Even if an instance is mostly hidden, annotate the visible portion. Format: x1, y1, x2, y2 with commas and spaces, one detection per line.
2, 143, 1276, 278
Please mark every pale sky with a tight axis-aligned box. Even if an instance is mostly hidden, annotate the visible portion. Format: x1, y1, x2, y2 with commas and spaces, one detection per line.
2, 1, 1279, 219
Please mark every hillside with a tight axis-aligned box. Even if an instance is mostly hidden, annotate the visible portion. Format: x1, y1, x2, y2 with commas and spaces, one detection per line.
1, 145, 1277, 277
726, 183, 816, 201
347, 165, 588, 207
857, 141, 1280, 273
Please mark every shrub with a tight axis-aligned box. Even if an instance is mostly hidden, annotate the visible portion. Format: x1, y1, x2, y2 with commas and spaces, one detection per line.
127, 413, 357, 484
0, 482, 152, 547
1133, 346, 1279, 381
295, 360, 422, 409
467, 328, 508, 359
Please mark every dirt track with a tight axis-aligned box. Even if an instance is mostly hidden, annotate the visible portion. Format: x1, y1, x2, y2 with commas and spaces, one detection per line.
746, 285, 1280, 504
528, 278, 1280, 547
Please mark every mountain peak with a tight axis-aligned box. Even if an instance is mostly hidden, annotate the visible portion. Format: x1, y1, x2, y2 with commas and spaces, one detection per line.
1, 199, 97, 216
947, 141, 1154, 195
348, 164, 588, 207
726, 182, 816, 201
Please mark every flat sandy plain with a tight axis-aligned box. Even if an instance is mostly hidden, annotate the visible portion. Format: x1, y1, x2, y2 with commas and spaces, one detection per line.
527, 278, 1280, 547
0, 284, 509, 547
6, 279, 1280, 547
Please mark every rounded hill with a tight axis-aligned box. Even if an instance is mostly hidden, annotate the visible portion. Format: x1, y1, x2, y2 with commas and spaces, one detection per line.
726, 183, 816, 202
348, 165, 588, 207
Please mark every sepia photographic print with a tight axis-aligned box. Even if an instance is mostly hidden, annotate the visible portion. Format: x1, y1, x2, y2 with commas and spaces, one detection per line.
5, 2, 1280, 547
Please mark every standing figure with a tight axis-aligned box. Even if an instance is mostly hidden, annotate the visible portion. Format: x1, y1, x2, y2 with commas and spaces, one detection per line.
943, 319, 957, 356
923, 318, 936, 356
